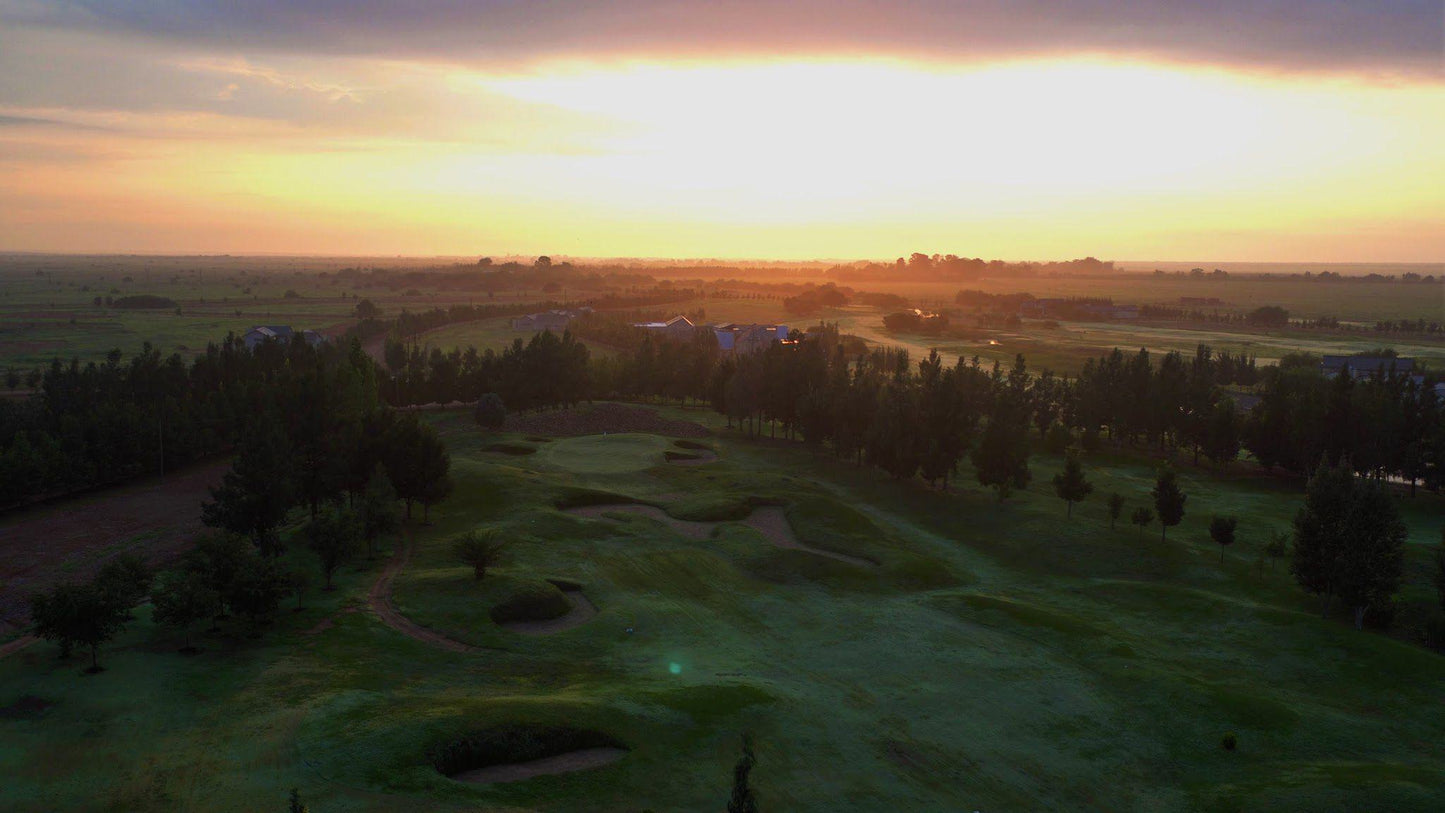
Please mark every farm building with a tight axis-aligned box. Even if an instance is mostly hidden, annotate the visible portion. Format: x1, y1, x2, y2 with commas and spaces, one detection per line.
1320, 355, 1416, 379
243, 325, 326, 351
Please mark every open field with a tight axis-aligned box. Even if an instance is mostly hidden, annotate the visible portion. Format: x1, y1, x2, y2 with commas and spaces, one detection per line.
3, 403, 1443, 810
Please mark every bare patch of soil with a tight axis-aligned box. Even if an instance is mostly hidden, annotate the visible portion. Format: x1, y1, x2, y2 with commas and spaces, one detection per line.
667, 450, 719, 466
450, 747, 627, 784
505, 403, 710, 438
0, 460, 228, 631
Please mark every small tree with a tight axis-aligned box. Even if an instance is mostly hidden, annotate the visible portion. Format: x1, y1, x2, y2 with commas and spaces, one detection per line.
475, 392, 507, 430
287, 568, 311, 611
727, 733, 759, 813
95, 554, 152, 613
305, 508, 362, 590
971, 413, 1031, 501
225, 558, 287, 630
1051, 451, 1093, 518
1107, 493, 1125, 529
151, 570, 220, 652
451, 531, 504, 581
30, 582, 128, 672
354, 298, 381, 319
1043, 422, 1073, 455
1265, 531, 1289, 570
1209, 516, 1238, 563
1151, 467, 1187, 542
289, 788, 309, 813
358, 465, 400, 559
1131, 507, 1154, 536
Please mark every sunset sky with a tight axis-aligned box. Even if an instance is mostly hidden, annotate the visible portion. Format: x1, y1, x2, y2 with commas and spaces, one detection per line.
0, 1, 1441, 261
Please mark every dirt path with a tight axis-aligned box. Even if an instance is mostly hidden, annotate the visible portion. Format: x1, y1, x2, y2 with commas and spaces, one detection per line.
498, 590, 598, 635
566, 504, 876, 567
367, 536, 479, 654
0, 635, 37, 660
450, 747, 628, 784
744, 506, 876, 567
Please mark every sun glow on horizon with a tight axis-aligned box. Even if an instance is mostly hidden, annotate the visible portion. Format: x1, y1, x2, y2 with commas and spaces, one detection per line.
1, 55, 1441, 260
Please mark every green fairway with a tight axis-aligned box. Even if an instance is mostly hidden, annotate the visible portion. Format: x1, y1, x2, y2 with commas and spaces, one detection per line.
535, 433, 674, 475
2, 405, 1444, 811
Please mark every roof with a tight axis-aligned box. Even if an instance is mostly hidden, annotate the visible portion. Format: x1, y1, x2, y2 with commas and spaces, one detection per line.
1321, 355, 1415, 374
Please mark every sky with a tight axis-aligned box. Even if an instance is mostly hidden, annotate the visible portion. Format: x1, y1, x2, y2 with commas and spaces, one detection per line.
0, 1, 1441, 262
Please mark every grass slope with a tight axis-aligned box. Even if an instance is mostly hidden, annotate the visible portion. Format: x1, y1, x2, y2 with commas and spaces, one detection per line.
1, 404, 1443, 811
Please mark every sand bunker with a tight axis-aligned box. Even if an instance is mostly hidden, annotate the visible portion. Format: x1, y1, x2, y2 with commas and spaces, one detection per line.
567, 504, 875, 567
498, 589, 598, 635
451, 747, 628, 784
666, 450, 719, 466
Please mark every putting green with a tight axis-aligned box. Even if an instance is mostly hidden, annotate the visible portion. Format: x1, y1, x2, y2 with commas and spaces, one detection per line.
535, 433, 672, 474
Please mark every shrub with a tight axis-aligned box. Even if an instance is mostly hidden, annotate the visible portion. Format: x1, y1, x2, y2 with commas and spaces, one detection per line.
1080, 428, 1102, 452
1221, 732, 1238, 751
475, 393, 507, 430
489, 582, 571, 624
1426, 613, 1445, 651
1043, 422, 1073, 454
452, 531, 505, 581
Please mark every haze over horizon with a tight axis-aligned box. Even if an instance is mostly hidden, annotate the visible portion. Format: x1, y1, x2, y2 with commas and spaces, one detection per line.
1, 1, 1441, 262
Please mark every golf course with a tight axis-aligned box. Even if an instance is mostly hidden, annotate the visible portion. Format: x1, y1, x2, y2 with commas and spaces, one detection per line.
2, 403, 1442, 811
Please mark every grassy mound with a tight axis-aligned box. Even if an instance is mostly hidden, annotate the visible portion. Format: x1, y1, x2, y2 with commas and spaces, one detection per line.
431, 724, 626, 778
489, 581, 572, 624
553, 487, 647, 510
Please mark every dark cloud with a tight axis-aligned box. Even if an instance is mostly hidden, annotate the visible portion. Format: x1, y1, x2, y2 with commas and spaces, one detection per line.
9, 0, 1442, 79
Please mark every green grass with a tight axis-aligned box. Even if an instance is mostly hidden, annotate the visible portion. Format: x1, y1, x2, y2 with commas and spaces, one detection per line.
2, 404, 1444, 811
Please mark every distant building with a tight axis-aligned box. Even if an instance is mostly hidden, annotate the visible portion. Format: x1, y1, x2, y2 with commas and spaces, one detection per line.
1320, 355, 1416, 379
633, 315, 790, 354
511, 308, 590, 332
243, 325, 325, 351
714, 323, 790, 355
632, 315, 699, 340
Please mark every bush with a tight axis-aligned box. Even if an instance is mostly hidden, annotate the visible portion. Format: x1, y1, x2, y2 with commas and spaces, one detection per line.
475, 393, 507, 430
1043, 422, 1074, 454
1221, 732, 1238, 751
489, 582, 571, 624
1080, 428, 1102, 453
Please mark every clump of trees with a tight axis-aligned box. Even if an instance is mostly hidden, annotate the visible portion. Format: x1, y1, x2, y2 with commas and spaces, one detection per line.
30, 555, 152, 671
1291, 459, 1405, 629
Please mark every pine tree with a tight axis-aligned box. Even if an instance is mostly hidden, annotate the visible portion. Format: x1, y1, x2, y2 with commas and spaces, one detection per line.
1131, 506, 1153, 536
1151, 467, 1187, 541
971, 413, 1031, 502
202, 417, 296, 556
1209, 516, 1238, 563
1051, 451, 1093, 518
1107, 493, 1125, 529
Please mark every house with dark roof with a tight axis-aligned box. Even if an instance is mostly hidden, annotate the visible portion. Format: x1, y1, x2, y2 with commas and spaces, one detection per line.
1320, 355, 1416, 379
243, 325, 325, 351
